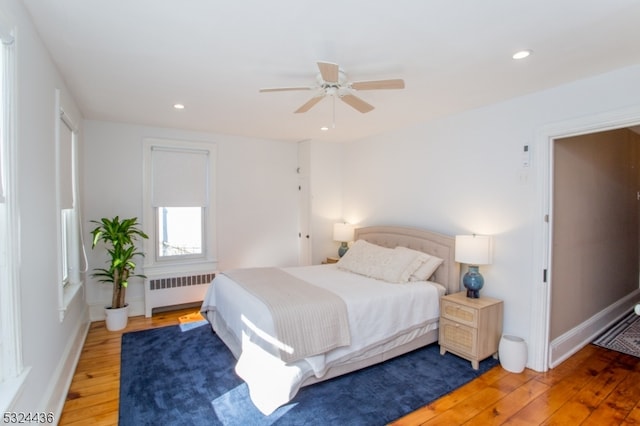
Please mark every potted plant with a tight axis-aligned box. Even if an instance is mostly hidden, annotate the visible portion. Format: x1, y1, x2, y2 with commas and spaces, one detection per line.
90, 216, 148, 331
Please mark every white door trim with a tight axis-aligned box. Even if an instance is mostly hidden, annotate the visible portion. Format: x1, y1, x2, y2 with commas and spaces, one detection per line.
532, 105, 640, 372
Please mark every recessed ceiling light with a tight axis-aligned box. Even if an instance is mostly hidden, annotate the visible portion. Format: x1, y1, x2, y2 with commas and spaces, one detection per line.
320, 126, 329, 131
173, 103, 185, 110
512, 50, 532, 60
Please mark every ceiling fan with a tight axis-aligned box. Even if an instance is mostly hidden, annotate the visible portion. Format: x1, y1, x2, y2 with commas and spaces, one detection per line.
259, 61, 405, 114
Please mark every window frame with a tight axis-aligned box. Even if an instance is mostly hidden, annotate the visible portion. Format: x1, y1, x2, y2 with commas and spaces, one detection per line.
56, 93, 83, 322
0, 14, 29, 412
142, 138, 217, 277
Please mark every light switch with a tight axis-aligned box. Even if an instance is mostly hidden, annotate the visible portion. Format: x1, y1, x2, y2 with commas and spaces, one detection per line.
522, 145, 531, 168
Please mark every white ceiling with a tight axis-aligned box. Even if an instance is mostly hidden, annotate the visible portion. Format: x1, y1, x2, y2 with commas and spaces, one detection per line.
21, 0, 640, 143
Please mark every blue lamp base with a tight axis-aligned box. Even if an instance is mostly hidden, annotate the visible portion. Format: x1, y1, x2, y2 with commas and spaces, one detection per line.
462, 265, 484, 298
338, 242, 349, 257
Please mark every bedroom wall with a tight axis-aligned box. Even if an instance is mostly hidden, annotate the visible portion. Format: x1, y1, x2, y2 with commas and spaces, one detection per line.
83, 120, 300, 319
2, 0, 88, 415
342, 64, 640, 370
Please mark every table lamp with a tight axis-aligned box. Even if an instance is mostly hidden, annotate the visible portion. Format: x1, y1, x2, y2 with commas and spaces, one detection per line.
455, 234, 493, 298
333, 223, 355, 257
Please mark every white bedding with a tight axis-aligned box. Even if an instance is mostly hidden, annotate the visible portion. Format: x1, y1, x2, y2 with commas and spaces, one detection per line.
201, 263, 445, 415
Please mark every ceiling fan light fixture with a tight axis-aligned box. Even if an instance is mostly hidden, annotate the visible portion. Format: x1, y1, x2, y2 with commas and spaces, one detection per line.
261, 61, 404, 114
512, 49, 532, 60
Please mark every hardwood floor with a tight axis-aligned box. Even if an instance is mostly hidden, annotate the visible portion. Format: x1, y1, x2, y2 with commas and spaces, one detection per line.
59, 308, 196, 425
60, 309, 640, 425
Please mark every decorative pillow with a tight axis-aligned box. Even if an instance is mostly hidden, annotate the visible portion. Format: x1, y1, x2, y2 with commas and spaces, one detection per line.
395, 246, 444, 282
337, 239, 423, 283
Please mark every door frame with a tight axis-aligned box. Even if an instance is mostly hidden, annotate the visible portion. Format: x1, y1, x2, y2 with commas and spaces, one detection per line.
297, 140, 312, 266
531, 105, 640, 372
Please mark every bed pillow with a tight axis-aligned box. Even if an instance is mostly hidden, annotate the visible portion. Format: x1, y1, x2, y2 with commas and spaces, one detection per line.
337, 239, 424, 283
395, 246, 444, 282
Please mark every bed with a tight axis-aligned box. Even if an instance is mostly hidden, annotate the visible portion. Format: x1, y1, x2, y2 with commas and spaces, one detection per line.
200, 225, 460, 415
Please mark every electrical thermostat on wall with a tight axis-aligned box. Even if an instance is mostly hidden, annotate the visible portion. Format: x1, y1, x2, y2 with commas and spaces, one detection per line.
522, 145, 531, 168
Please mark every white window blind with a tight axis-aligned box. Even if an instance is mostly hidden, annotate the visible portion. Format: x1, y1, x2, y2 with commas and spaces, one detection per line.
0, 25, 13, 205
151, 147, 209, 207
59, 116, 73, 209
0, 58, 4, 204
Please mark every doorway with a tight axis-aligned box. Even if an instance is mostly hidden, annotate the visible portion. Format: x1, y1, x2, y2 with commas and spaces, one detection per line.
297, 141, 311, 266
551, 129, 640, 345
530, 106, 640, 372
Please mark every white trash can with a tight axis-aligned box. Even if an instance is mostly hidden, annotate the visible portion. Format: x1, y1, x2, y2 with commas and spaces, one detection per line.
498, 335, 527, 373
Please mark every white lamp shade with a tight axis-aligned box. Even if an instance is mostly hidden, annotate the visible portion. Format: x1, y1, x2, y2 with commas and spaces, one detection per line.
455, 235, 493, 265
333, 223, 355, 242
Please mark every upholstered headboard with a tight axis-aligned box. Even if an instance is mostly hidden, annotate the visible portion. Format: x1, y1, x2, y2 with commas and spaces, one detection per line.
354, 225, 460, 294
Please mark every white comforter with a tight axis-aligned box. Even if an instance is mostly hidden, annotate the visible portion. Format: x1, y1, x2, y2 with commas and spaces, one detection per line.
201, 264, 445, 415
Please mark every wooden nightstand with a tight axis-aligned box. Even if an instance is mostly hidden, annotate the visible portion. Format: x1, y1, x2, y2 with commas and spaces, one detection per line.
322, 257, 339, 264
439, 291, 503, 370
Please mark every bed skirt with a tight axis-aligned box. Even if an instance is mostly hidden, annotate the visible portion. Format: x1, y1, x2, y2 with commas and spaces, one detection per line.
204, 309, 439, 389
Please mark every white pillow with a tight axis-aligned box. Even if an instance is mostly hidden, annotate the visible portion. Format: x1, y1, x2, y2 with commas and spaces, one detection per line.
337, 240, 423, 283
395, 246, 444, 282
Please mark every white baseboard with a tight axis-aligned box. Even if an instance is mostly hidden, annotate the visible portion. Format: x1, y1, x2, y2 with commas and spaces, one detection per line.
42, 306, 90, 422
549, 290, 640, 368
0, 368, 30, 414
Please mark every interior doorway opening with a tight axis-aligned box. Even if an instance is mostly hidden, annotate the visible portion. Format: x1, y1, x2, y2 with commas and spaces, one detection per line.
531, 107, 640, 372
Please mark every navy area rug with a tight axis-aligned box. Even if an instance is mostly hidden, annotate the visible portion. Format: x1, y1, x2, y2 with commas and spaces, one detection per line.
119, 323, 498, 426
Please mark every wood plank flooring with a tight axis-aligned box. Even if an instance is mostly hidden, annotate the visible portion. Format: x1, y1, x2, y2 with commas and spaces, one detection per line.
59, 308, 195, 426
59, 309, 640, 425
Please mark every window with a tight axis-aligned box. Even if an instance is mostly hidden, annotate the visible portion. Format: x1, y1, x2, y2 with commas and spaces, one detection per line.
158, 206, 202, 257
143, 139, 217, 275
58, 110, 79, 283
56, 97, 83, 321
0, 14, 27, 411
61, 207, 79, 284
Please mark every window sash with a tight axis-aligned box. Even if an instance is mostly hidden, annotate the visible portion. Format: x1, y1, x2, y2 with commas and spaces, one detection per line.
156, 206, 204, 259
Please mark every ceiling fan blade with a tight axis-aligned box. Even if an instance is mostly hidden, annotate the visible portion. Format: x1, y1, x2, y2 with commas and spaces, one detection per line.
294, 96, 324, 113
340, 94, 374, 113
317, 61, 339, 83
351, 79, 405, 90
259, 87, 312, 93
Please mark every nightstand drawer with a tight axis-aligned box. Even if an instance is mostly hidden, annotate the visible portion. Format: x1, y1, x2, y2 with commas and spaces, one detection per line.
439, 317, 478, 356
441, 299, 478, 327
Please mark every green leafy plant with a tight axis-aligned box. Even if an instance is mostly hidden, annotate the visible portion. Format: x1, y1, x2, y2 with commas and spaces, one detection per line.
90, 216, 149, 309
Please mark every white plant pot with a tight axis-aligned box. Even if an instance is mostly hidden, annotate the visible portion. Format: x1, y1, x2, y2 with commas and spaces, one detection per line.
104, 305, 129, 331
499, 335, 527, 373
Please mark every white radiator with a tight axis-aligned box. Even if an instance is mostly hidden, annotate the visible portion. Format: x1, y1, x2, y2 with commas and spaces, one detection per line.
144, 272, 215, 317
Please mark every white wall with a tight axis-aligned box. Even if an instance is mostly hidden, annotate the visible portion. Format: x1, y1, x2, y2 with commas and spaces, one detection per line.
83, 121, 300, 318
343, 64, 640, 369
2, 0, 88, 415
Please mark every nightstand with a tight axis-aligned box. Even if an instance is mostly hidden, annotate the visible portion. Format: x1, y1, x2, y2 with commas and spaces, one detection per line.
322, 257, 339, 264
439, 291, 503, 370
